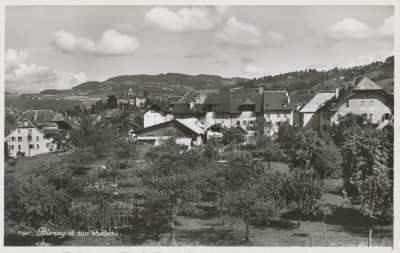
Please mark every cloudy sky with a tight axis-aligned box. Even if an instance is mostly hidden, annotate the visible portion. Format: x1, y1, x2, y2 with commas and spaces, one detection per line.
5, 5, 394, 93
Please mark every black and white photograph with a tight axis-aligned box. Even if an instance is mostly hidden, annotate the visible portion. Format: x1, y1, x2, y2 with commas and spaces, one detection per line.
2, 0, 398, 250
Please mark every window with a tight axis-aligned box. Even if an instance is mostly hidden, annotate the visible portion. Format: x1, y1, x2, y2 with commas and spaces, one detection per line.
277, 113, 281, 118
346, 100, 351, 107
29, 128, 32, 133
266, 113, 270, 119
46, 143, 51, 148
18, 145, 21, 150
361, 100, 366, 106
323, 125, 328, 132
265, 103, 270, 107
369, 100, 374, 106
36, 136, 39, 141
29, 144, 34, 149
249, 121, 254, 125
237, 121, 240, 126
18, 137, 22, 142
18, 129, 20, 134
243, 120, 247, 125
11, 137, 15, 141
28, 136, 32, 141
36, 144, 40, 149
9, 145, 14, 150
370, 113, 374, 120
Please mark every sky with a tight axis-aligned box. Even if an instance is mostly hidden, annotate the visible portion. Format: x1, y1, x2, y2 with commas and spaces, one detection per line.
5, 5, 394, 93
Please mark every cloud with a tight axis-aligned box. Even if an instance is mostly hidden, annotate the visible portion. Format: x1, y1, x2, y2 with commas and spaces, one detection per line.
185, 49, 214, 58
145, 6, 224, 32
217, 17, 262, 47
5, 49, 87, 93
112, 22, 138, 34
242, 64, 266, 76
329, 18, 373, 40
212, 60, 231, 66
378, 16, 394, 38
328, 16, 394, 41
52, 29, 140, 56
241, 56, 255, 63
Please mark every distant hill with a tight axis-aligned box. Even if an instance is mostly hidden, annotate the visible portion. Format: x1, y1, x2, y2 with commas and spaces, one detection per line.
41, 73, 248, 97
238, 56, 394, 100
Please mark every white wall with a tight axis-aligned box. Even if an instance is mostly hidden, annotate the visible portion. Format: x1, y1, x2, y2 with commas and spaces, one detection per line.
6, 127, 55, 157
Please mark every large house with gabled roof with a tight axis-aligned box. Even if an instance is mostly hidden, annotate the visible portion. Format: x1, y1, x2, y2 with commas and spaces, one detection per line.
6, 119, 57, 158
318, 76, 394, 139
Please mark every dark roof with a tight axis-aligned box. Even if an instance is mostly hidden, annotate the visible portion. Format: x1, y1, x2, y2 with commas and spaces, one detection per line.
16, 110, 56, 123
102, 109, 124, 119
166, 96, 183, 105
290, 93, 315, 104
52, 113, 80, 129
263, 91, 295, 111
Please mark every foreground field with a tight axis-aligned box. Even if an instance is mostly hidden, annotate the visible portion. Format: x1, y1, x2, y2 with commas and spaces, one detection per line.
4, 150, 392, 247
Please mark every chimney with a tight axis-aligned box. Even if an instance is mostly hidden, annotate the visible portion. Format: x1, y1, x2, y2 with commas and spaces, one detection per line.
335, 87, 339, 99
189, 101, 194, 109
258, 87, 264, 94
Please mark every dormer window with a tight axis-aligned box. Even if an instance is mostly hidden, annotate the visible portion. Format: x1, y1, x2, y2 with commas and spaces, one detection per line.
265, 103, 270, 107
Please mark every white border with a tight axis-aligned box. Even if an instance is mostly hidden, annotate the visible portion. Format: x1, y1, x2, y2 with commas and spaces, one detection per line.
0, 0, 398, 253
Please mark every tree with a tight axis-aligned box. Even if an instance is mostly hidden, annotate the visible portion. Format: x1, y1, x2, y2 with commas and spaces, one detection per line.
224, 151, 265, 243
283, 168, 324, 228
142, 140, 205, 243
311, 200, 335, 238
221, 127, 245, 146
203, 137, 223, 167
291, 128, 324, 169
340, 127, 389, 195
277, 121, 297, 152
354, 171, 392, 246
311, 142, 342, 182
106, 95, 118, 109
332, 113, 369, 145
251, 136, 283, 170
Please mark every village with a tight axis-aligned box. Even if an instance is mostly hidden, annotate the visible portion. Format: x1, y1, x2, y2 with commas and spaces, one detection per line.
4, 75, 394, 247
5, 76, 394, 157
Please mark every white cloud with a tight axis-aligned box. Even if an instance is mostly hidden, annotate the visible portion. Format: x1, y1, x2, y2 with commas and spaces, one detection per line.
329, 18, 373, 40
5, 49, 87, 93
268, 31, 285, 42
217, 17, 262, 47
329, 16, 394, 41
52, 29, 140, 56
378, 16, 394, 38
242, 64, 266, 76
185, 49, 214, 58
145, 6, 223, 32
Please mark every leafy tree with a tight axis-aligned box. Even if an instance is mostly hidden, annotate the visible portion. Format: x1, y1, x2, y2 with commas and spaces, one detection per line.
311, 200, 335, 238
52, 130, 73, 151
203, 137, 223, 166
224, 151, 265, 243
221, 127, 245, 146
258, 171, 287, 217
282, 168, 324, 227
251, 136, 283, 170
340, 128, 389, 195
311, 142, 342, 181
332, 113, 369, 145
354, 171, 392, 246
142, 139, 205, 243
291, 128, 324, 169
277, 121, 297, 152
106, 95, 118, 109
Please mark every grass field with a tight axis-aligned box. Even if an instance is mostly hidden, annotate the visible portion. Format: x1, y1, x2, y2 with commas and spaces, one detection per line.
4, 148, 393, 247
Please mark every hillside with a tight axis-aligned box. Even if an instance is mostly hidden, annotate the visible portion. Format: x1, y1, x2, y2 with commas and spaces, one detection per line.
41, 73, 248, 97
238, 56, 394, 100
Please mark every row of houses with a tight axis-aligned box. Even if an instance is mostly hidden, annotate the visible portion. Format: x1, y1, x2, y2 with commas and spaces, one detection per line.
134, 76, 393, 146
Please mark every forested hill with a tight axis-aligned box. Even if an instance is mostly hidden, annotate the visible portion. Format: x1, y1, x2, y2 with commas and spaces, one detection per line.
40, 73, 248, 96
237, 56, 394, 96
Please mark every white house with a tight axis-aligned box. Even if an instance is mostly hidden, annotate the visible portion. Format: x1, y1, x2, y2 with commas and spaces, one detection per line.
262, 91, 295, 135
318, 76, 394, 139
143, 102, 173, 128
298, 91, 336, 130
6, 119, 57, 158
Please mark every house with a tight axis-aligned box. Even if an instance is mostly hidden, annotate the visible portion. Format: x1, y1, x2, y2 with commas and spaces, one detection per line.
134, 118, 205, 147
52, 113, 80, 130
318, 76, 394, 139
16, 110, 58, 130
135, 96, 146, 108
117, 88, 135, 107
298, 91, 336, 130
6, 119, 57, 158
262, 91, 295, 135
143, 101, 174, 128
